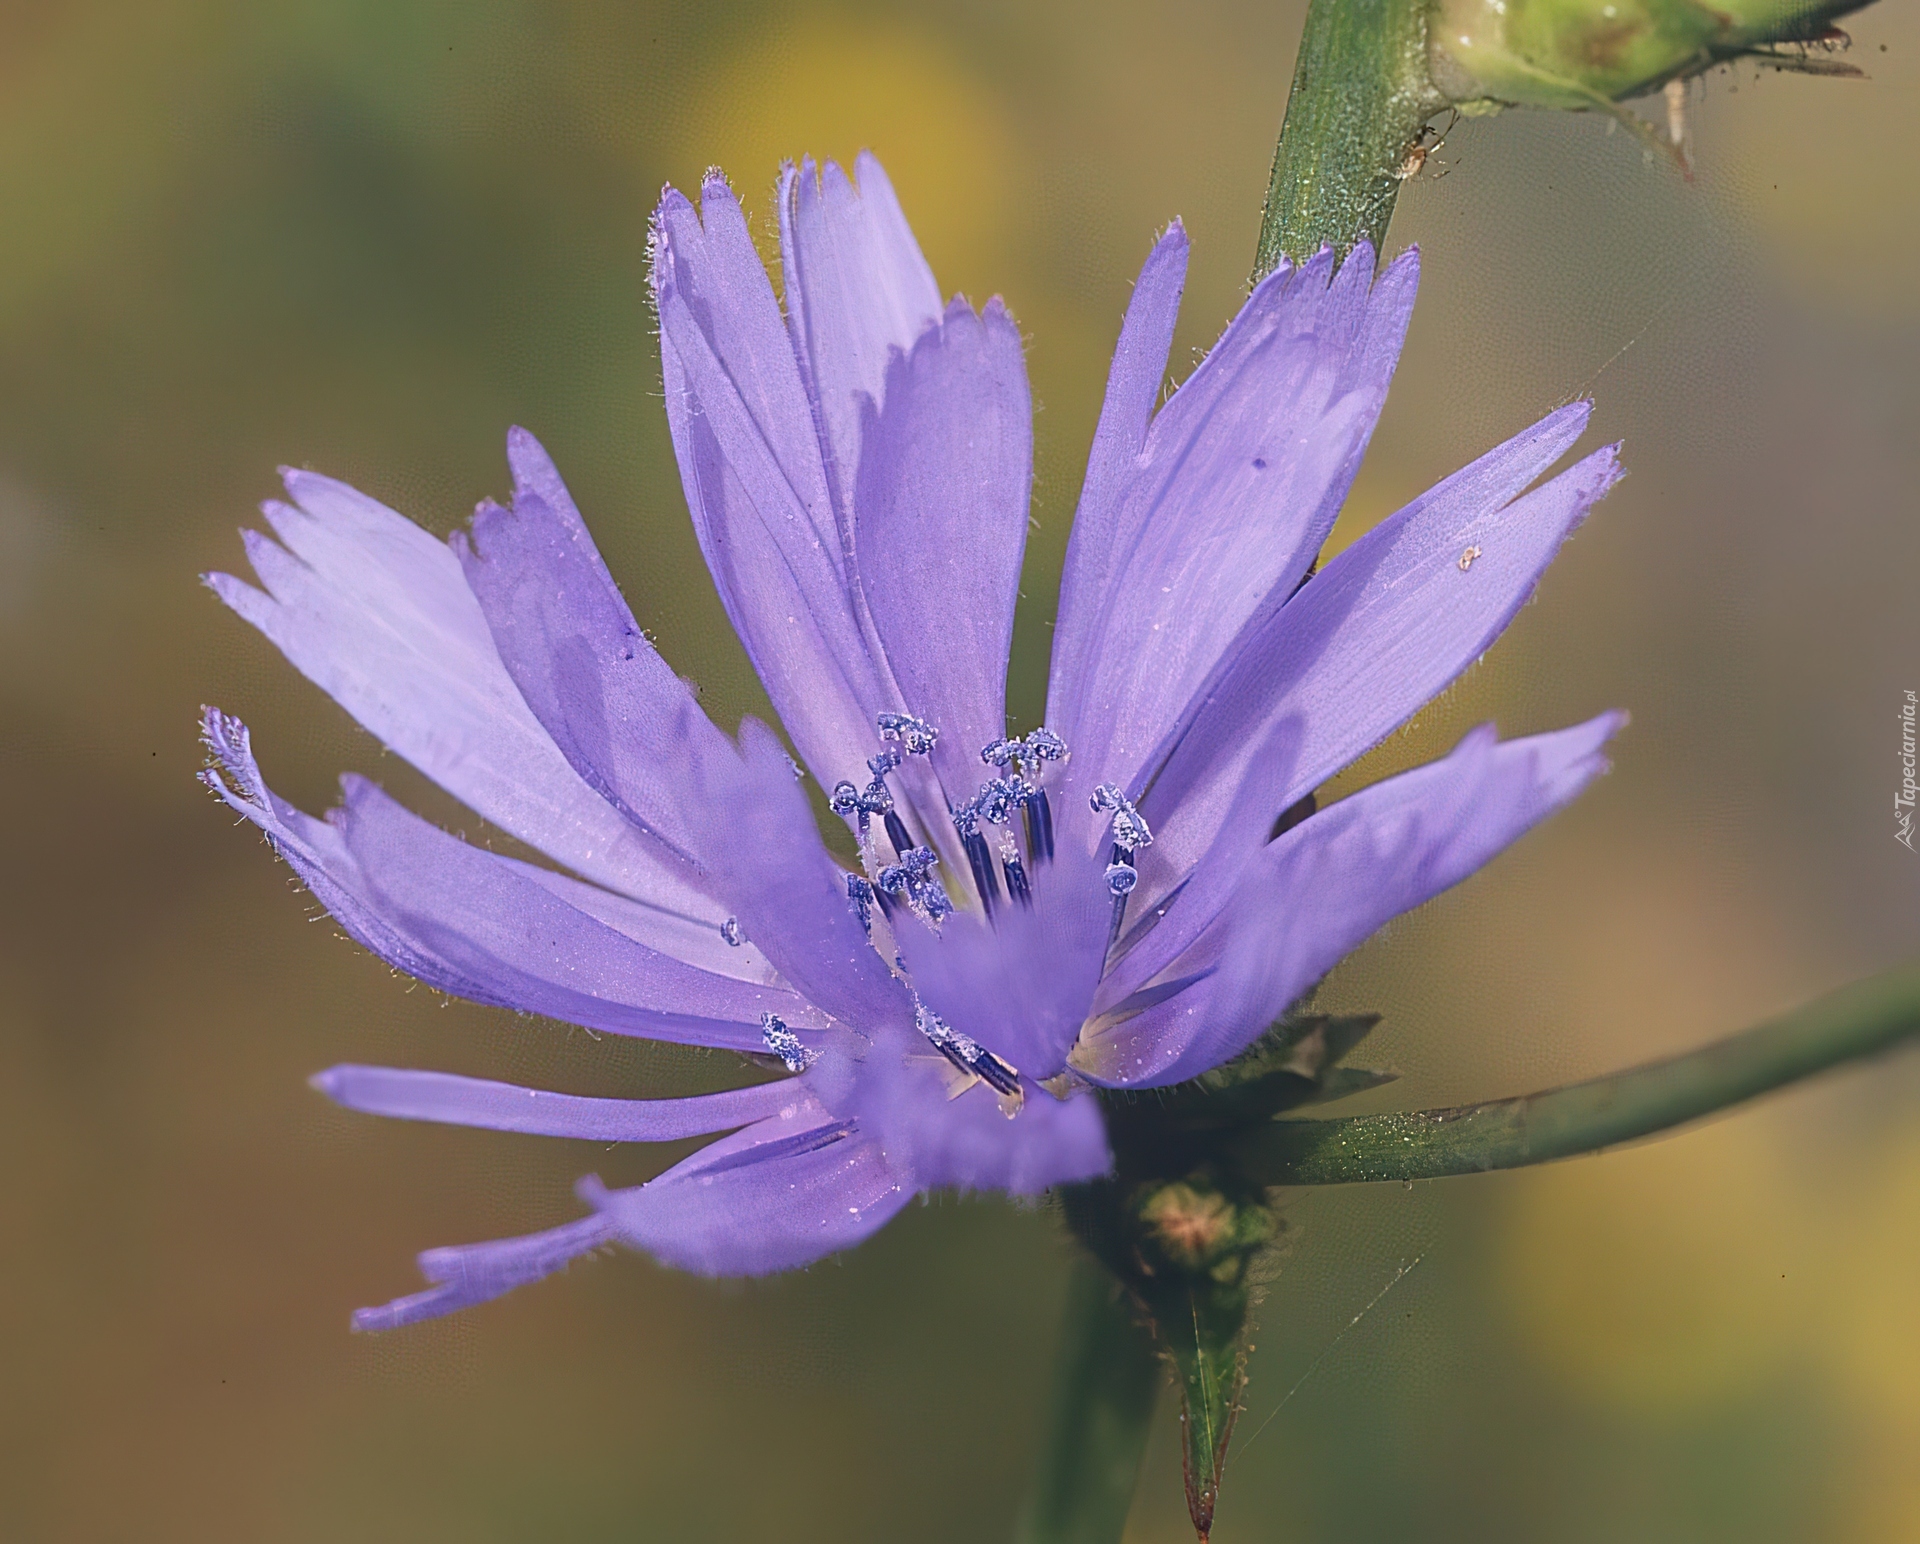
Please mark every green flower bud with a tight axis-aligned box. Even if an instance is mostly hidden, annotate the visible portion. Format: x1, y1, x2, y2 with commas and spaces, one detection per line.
1429, 0, 1868, 111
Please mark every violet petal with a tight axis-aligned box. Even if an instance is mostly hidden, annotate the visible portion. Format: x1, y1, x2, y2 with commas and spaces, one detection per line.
1142, 410, 1616, 880
780, 152, 944, 528
1057, 244, 1418, 795
201, 710, 807, 1048
1076, 713, 1624, 1087
853, 297, 1032, 800
206, 469, 698, 910
313, 1064, 801, 1142
582, 1096, 914, 1275
351, 1213, 614, 1332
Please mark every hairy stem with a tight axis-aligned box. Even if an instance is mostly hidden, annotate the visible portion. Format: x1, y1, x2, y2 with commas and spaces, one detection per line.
1233, 964, 1920, 1185
1254, 0, 1444, 278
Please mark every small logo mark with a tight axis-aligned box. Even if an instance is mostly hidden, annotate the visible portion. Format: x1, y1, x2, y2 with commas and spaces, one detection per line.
1898, 691, 1917, 851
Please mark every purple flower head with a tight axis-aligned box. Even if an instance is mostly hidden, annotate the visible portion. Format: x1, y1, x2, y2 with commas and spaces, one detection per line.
201, 154, 1624, 1330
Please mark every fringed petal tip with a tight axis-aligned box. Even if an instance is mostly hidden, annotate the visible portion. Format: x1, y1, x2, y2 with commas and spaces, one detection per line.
348, 1212, 615, 1333
1260, 239, 1419, 298
645, 184, 698, 296
1564, 441, 1627, 524
1555, 707, 1630, 790
198, 706, 264, 806
503, 422, 542, 467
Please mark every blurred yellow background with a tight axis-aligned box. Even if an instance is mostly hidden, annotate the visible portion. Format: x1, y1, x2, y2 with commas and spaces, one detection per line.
1, 2, 1916, 1540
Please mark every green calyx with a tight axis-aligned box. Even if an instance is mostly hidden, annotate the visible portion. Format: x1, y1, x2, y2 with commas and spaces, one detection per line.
1429, 0, 1869, 113
1256, 0, 1873, 273
1060, 1013, 1394, 1539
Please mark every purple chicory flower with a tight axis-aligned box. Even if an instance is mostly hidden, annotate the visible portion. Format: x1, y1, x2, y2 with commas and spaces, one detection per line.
202, 154, 1623, 1330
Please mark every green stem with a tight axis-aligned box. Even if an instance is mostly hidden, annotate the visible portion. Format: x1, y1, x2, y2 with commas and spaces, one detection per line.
1254, 0, 1444, 279
1233, 964, 1920, 1185
1016, 1255, 1163, 1544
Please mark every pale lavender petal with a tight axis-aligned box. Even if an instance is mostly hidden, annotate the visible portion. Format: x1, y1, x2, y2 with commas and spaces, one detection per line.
454, 427, 736, 868
689, 718, 914, 1035
653, 178, 887, 787
200, 710, 810, 1049
1074, 714, 1624, 1087
582, 1093, 914, 1275
453, 432, 904, 1007
653, 176, 845, 577
854, 297, 1032, 798
780, 152, 944, 523
506, 860, 790, 986
1140, 417, 1618, 880
1057, 244, 1418, 795
1100, 718, 1307, 1005
807, 1024, 1112, 1194
1047, 222, 1189, 734
352, 1213, 614, 1331
313, 1064, 798, 1141
205, 468, 703, 912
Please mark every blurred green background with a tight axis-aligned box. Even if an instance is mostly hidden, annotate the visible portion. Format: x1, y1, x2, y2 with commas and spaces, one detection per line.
2, 1, 1917, 1539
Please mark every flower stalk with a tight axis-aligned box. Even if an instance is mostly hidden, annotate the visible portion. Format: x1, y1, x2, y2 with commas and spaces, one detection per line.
1255, 0, 1443, 277
1234, 961, 1920, 1186
1015, 1258, 1162, 1544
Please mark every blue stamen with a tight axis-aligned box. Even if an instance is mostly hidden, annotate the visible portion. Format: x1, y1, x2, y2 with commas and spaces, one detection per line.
878, 845, 955, 926
760, 1012, 813, 1072
877, 712, 939, 757
883, 809, 914, 858
980, 774, 1033, 828
915, 1003, 1021, 1099
1090, 783, 1154, 853
980, 736, 1020, 770
1023, 727, 1067, 765
845, 873, 875, 936
831, 772, 899, 858
719, 916, 744, 947
951, 799, 1000, 916
982, 728, 1068, 775
967, 832, 1000, 913
1004, 853, 1031, 907
1024, 789, 1055, 864
1105, 860, 1137, 951
1092, 787, 1152, 951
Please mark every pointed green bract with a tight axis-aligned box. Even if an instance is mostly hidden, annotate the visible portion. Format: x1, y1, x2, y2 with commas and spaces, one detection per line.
1059, 1011, 1393, 1539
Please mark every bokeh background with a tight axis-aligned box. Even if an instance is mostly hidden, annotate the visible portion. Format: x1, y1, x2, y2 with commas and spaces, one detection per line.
3, 1, 1918, 1539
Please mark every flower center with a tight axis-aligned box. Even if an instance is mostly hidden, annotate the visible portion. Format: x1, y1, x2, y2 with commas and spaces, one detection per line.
825, 715, 1149, 1107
